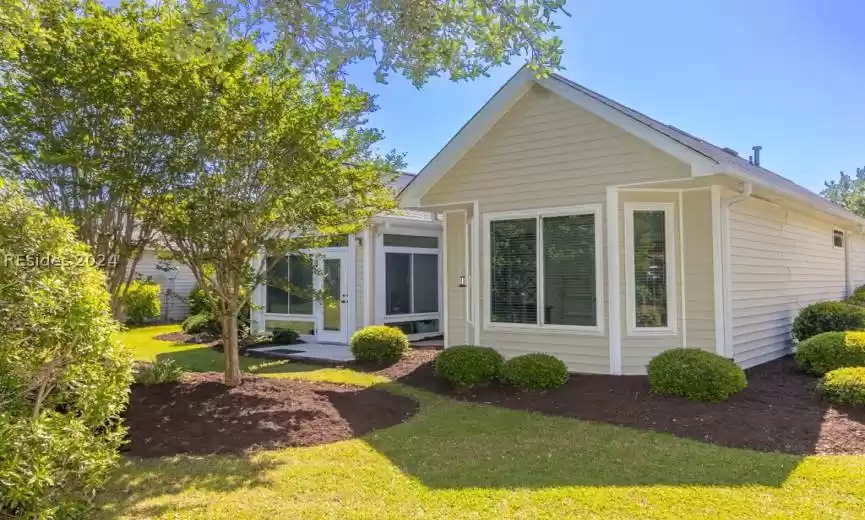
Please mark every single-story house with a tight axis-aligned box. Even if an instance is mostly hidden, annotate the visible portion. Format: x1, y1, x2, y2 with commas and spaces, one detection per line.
248, 174, 444, 343
399, 66, 865, 375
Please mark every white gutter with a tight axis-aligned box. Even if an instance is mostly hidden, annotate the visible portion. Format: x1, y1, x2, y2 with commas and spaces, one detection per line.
721, 183, 752, 359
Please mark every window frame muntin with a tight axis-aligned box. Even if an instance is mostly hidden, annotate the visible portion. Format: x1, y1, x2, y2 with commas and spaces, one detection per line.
624, 202, 678, 336
482, 205, 605, 335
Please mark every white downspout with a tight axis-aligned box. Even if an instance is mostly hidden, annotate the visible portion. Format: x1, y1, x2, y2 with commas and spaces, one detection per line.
721, 183, 753, 359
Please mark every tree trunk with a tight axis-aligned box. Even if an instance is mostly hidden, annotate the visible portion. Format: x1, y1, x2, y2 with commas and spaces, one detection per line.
222, 312, 242, 386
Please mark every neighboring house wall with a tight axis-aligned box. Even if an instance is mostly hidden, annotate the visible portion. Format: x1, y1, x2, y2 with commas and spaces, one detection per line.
425, 85, 692, 374
729, 197, 848, 367
133, 250, 196, 321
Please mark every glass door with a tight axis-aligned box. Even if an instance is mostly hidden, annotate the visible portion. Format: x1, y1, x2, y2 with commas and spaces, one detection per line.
316, 251, 349, 343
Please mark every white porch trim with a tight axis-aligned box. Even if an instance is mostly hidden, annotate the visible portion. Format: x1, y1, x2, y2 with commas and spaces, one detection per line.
606, 186, 622, 374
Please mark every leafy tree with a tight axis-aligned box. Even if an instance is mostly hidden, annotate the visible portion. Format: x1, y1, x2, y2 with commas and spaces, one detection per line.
0, 0, 205, 315
0, 182, 133, 517
157, 45, 399, 386
822, 167, 865, 217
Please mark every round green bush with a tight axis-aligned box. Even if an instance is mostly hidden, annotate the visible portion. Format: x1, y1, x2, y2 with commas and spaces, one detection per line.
350, 325, 410, 364
647, 348, 747, 402
122, 278, 161, 324
272, 328, 300, 345
182, 312, 220, 335
500, 353, 569, 390
434, 345, 504, 388
792, 301, 865, 342
0, 186, 133, 517
818, 367, 865, 406
795, 331, 865, 375
188, 283, 217, 315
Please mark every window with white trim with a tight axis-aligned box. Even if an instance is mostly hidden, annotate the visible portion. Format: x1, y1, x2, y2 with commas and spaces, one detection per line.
625, 204, 676, 334
266, 255, 314, 315
384, 234, 440, 317
834, 229, 845, 248
487, 207, 602, 331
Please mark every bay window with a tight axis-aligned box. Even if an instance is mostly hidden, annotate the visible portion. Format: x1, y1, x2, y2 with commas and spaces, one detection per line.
486, 206, 603, 332
624, 203, 677, 335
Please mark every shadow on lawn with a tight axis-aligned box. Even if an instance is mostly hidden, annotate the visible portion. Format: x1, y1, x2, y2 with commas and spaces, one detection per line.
96, 455, 278, 519
154, 346, 325, 376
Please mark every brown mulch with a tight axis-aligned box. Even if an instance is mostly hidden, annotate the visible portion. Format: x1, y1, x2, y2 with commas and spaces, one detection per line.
125, 373, 418, 457
391, 351, 865, 455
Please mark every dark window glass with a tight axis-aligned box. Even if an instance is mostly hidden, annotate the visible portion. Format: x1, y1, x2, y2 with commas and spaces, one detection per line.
490, 219, 537, 324
543, 214, 596, 326
266, 256, 289, 313
384, 234, 439, 248
288, 255, 313, 315
413, 254, 439, 313
834, 230, 845, 248
386, 253, 412, 314
633, 210, 668, 328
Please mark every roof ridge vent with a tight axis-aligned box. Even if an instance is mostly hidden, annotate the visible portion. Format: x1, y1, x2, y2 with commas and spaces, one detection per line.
722, 147, 739, 157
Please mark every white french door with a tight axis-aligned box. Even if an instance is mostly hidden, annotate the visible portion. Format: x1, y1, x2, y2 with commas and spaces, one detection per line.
316, 251, 350, 344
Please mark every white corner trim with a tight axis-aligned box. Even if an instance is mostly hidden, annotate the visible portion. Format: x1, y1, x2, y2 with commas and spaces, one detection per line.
472, 201, 481, 345
678, 190, 687, 348
606, 187, 622, 375
710, 186, 726, 356
623, 202, 678, 336
481, 204, 605, 335
399, 69, 536, 208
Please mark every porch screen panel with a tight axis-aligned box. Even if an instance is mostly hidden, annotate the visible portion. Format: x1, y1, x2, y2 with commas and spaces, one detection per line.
542, 214, 596, 326
386, 253, 411, 314
288, 255, 314, 315
413, 254, 438, 313
266, 256, 289, 313
633, 210, 668, 327
490, 218, 537, 324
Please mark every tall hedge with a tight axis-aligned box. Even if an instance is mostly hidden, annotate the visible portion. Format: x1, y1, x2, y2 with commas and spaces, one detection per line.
0, 186, 133, 518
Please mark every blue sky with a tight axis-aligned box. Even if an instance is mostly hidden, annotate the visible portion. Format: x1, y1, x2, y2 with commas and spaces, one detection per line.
346, 0, 864, 194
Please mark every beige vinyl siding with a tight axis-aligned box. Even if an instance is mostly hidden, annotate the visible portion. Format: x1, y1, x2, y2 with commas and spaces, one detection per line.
730, 197, 847, 367
425, 85, 691, 373
851, 234, 865, 289
444, 212, 468, 345
133, 250, 196, 321
682, 190, 717, 352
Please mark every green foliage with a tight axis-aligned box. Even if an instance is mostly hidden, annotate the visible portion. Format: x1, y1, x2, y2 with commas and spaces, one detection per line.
272, 328, 300, 345
647, 349, 747, 402
122, 278, 161, 324
0, 186, 133, 518
133, 360, 184, 385
818, 367, 865, 406
188, 283, 218, 316
434, 346, 504, 388
822, 167, 865, 218
0, 0, 213, 313
795, 331, 865, 376
182, 312, 220, 336
500, 353, 569, 391
792, 301, 865, 342
350, 326, 410, 364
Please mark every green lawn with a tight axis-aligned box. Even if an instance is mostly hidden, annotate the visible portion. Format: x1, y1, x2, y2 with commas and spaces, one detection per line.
99, 325, 865, 519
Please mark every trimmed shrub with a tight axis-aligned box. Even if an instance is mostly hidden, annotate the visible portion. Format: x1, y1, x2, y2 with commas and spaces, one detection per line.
134, 359, 184, 385
272, 328, 300, 345
647, 348, 747, 402
434, 345, 504, 388
792, 301, 865, 342
188, 283, 217, 315
501, 353, 569, 391
122, 278, 161, 324
0, 187, 133, 517
350, 325, 410, 364
182, 312, 220, 335
818, 367, 865, 406
795, 331, 865, 375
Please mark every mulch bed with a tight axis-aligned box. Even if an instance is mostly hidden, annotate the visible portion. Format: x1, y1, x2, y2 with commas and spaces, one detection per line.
154, 331, 218, 345
125, 373, 418, 457
393, 352, 865, 455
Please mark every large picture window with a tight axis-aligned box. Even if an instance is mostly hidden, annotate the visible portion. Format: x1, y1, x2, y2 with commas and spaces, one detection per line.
385, 251, 439, 316
266, 255, 313, 315
486, 206, 602, 332
625, 203, 676, 335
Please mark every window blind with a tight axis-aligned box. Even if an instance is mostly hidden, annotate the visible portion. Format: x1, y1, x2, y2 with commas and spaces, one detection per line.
632, 210, 668, 328
543, 214, 596, 326
490, 218, 538, 324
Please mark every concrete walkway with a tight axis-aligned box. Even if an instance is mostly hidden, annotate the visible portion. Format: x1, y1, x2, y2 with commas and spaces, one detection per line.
248, 343, 355, 363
